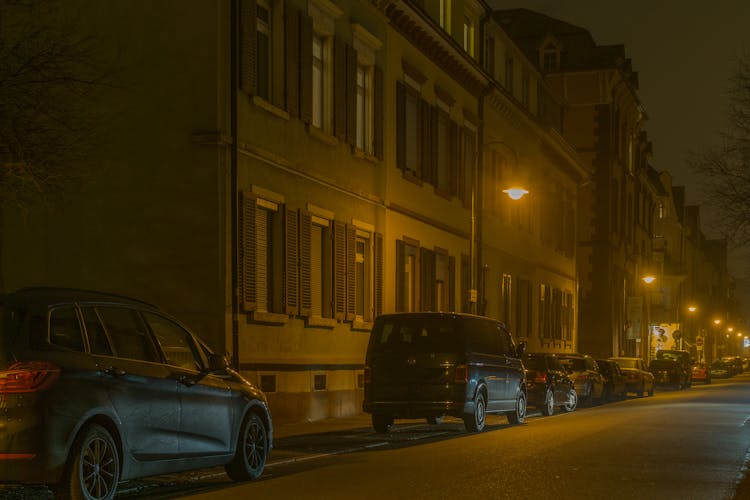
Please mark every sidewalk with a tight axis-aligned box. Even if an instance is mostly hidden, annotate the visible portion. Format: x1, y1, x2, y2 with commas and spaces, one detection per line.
272, 412, 373, 439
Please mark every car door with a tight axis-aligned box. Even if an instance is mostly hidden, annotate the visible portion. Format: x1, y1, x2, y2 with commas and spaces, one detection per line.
497, 325, 523, 409
83, 305, 181, 460
141, 311, 234, 456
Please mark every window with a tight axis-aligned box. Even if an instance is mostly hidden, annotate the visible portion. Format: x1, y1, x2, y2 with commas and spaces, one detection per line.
463, 14, 475, 56
515, 277, 532, 339
539, 284, 551, 340
312, 33, 332, 132
354, 232, 371, 321
542, 44, 559, 72
355, 64, 374, 154
98, 307, 158, 362
397, 81, 423, 177
352, 24, 383, 158
484, 35, 495, 77
256, 0, 272, 100
460, 126, 476, 208
435, 110, 452, 195
439, 0, 451, 32
143, 312, 203, 372
500, 274, 512, 325
505, 56, 514, 94
256, 202, 284, 313
49, 307, 84, 352
396, 239, 419, 312
82, 307, 113, 356
310, 215, 332, 318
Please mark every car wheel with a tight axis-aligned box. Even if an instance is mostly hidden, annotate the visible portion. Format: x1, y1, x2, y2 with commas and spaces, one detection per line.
57, 423, 120, 500
225, 412, 269, 481
425, 416, 443, 425
560, 388, 577, 412
507, 391, 526, 425
648, 385, 654, 397
372, 414, 394, 433
541, 388, 555, 416
637, 382, 645, 397
464, 390, 487, 432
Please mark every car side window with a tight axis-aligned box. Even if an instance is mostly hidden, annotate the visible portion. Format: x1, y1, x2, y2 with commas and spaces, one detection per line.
142, 312, 203, 371
97, 306, 159, 362
81, 307, 113, 356
497, 325, 513, 357
49, 306, 84, 352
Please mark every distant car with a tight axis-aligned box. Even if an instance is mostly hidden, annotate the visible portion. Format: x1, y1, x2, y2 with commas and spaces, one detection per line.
557, 353, 605, 405
0, 287, 273, 499
523, 352, 577, 416
711, 360, 733, 378
655, 349, 693, 388
610, 357, 654, 397
363, 312, 527, 433
596, 359, 627, 402
721, 356, 743, 375
691, 363, 711, 384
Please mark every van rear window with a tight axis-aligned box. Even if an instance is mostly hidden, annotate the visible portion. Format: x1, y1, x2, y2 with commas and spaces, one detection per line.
370, 317, 461, 353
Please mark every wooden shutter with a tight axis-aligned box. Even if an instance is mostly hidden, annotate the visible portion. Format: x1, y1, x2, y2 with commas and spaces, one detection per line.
284, 207, 299, 315
449, 121, 459, 196
239, 191, 258, 311
396, 81, 406, 171
395, 239, 405, 312
448, 255, 455, 312
374, 233, 384, 318
284, 3, 300, 117
346, 44, 357, 146
333, 220, 347, 320
420, 248, 435, 312
239, 0, 258, 95
420, 100, 432, 184
334, 37, 347, 140
299, 12, 313, 124
346, 225, 356, 321
299, 210, 312, 316
373, 66, 384, 160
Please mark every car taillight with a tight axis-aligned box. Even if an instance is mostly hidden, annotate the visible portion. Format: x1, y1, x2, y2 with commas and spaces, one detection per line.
454, 364, 468, 383
0, 361, 61, 394
576, 374, 588, 383
533, 371, 547, 384
363, 366, 371, 385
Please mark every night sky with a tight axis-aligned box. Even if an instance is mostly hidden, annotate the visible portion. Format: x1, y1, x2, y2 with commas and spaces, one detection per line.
492, 0, 750, 281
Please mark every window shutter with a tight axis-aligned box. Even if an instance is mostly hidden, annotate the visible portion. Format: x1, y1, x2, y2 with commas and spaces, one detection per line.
346, 44, 357, 146
396, 81, 406, 171
333, 220, 347, 320
284, 207, 299, 315
284, 3, 300, 117
420, 99, 433, 184
395, 239, 405, 312
334, 37, 347, 140
299, 12, 313, 125
239, 0, 258, 95
373, 66, 384, 160
448, 255, 455, 312
239, 191, 258, 311
420, 248, 435, 312
374, 232, 384, 318
299, 210, 312, 316
346, 225, 356, 321
449, 121, 459, 196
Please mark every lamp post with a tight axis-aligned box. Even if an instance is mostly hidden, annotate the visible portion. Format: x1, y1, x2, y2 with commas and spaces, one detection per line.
687, 305, 697, 352
642, 275, 655, 362
709, 318, 722, 368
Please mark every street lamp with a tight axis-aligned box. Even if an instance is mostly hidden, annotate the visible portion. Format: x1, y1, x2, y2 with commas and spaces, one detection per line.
642, 275, 656, 361
502, 187, 529, 200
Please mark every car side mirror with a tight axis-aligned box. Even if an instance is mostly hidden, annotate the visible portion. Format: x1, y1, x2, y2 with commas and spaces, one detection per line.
207, 353, 230, 372
516, 342, 527, 358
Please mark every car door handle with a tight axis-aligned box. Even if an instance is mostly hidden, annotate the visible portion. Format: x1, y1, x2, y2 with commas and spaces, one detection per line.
103, 366, 126, 377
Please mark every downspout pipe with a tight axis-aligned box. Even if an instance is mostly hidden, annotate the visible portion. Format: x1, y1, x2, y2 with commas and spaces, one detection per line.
230, 0, 240, 368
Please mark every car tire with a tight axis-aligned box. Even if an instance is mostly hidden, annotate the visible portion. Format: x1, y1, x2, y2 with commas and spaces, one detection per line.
57, 423, 120, 500
464, 390, 487, 432
225, 412, 269, 481
648, 385, 654, 397
637, 383, 645, 397
541, 388, 555, 416
507, 391, 526, 425
560, 388, 577, 412
372, 414, 394, 433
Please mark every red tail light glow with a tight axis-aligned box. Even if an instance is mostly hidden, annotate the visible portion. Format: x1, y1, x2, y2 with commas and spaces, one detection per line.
0, 361, 61, 394
533, 371, 547, 384
454, 364, 468, 383
363, 366, 372, 385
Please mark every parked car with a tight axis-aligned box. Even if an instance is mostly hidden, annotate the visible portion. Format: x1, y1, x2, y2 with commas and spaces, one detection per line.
711, 359, 733, 378
655, 349, 693, 387
523, 352, 577, 416
691, 363, 712, 384
556, 353, 605, 405
610, 357, 655, 397
363, 312, 527, 433
596, 358, 627, 402
721, 356, 743, 375
649, 358, 689, 389
0, 287, 273, 499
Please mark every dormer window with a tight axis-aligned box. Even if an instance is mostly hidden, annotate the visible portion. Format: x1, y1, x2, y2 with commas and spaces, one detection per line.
540, 38, 561, 72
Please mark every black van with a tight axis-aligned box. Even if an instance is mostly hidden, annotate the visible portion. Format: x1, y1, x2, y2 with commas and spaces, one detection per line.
362, 312, 526, 433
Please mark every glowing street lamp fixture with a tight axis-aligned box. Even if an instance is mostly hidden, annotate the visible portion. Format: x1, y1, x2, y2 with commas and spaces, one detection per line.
714, 319, 722, 326
502, 187, 529, 200
642, 275, 656, 284
728, 327, 734, 333
688, 305, 697, 313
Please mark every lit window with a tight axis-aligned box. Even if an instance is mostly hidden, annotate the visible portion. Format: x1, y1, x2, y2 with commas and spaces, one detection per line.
312, 34, 332, 132
355, 64, 374, 154
439, 0, 451, 32
355, 234, 371, 321
463, 15, 475, 56
310, 216, 332, 318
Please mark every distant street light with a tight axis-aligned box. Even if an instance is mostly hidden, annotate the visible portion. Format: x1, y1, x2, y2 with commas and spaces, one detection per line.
502, 187, 529, 200
642, 275, 655, 284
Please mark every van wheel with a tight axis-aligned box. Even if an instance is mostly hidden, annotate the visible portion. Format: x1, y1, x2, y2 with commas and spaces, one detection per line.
372, 414, 393, 433
57, 424, 120, 500
541, 388, 554, 416
225, 412, 269, 481
463, 391, 486, 432
560, 388, 577, 412
507, 391, 526, 424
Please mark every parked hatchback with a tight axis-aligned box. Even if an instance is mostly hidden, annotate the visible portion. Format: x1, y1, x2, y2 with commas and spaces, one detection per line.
523, 352, 577, 416
0, 288, 272, 499
557, 353, 605, 405
363, 313, 527, 433
596, 359, 627, 402
610, 356, 654, 397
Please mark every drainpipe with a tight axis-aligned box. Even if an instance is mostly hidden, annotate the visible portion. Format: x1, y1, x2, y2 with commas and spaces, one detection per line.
230, 0, 240, 369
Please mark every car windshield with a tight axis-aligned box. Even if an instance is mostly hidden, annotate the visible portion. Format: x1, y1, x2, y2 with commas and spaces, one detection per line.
613, 358, 638, 369
370, 316, 462, 354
